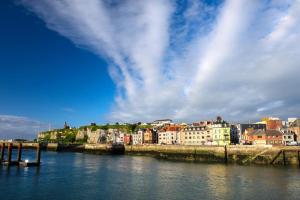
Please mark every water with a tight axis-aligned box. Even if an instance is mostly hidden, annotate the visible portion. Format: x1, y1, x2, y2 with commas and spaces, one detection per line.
1, 151, 300, 200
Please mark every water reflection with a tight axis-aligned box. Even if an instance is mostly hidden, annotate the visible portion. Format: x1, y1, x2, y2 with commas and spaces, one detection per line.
1, 151, 300, 200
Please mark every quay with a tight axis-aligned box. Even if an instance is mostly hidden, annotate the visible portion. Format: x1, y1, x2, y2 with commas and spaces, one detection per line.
0, 142, 41, 167
47, 143, 300, 167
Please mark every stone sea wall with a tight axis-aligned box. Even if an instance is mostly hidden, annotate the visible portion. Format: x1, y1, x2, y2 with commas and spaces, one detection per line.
124, 145, 300, 165
42, 143, 300, 166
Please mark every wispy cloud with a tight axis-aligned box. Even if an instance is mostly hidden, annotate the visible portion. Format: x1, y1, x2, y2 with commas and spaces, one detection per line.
0, 115, 47, 139
257, 100, 284, 112
20, 0, 300, 122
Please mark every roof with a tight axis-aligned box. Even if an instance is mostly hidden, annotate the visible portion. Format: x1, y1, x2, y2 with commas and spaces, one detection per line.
266, 130, 283, 136
159, 126, 180, 132
248, 129, 283, 136
248, 129, 265, 136
290, 119, 300, 127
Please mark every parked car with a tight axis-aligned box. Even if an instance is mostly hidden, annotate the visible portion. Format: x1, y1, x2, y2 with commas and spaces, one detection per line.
286, 141, 298, 146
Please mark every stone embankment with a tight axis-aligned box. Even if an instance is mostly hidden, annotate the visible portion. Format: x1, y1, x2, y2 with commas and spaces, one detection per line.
43, 143, 300, 166
125, 144, 300, 165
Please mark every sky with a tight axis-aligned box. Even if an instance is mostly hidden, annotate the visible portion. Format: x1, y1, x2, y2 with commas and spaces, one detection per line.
0, 0, 300, 139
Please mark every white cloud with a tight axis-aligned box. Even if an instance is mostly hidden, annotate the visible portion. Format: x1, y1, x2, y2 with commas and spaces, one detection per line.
0, 115, 47, 139
20, 0, 300, 123
257, 100, 284, 112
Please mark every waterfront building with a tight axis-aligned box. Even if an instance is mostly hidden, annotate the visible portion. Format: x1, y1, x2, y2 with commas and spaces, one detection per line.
282, 131, 295, 145
137, 129, 144, 144
266, 130, 283, 145
212, 117, 230, 146
237, 123, 266, 144
230, 125, 239, 144
158, 126, 180, 144
180, 122, 213, 145
246, 129, 267, 145
116, 132, 125, 143
123, 134, 132, 145
132, 129, 144, 145
247, 129, 283, 146
132, 133, 139, 145
289, 119, 300, 142
143, 129, 157, 144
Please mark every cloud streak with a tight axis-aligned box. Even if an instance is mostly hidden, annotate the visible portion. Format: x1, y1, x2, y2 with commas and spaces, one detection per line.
0, 115, 47, 139
20, 0, 300, 122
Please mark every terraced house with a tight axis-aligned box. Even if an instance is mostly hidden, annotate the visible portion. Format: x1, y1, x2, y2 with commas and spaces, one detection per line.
212, 117, 231, 145
181, 121, 213, 145
158, 126, 181, 144
246, 129, 284, 146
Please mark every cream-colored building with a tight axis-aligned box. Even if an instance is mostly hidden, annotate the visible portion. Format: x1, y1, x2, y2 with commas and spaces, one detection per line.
158, 126, 180, 144
180, 125, 213, 145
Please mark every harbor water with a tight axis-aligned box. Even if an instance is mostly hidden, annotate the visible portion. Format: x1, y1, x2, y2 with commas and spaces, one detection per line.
1, 150, 300, 200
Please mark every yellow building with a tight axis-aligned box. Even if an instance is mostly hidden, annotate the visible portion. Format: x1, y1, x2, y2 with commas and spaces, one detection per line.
212, 123, 230, 146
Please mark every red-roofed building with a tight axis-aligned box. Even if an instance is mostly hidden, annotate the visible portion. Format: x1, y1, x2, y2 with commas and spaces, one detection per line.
246, 129, 283, 146
158, 126, 181, 144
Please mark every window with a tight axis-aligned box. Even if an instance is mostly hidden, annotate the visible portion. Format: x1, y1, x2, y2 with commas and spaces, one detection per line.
257, 136, 262, 138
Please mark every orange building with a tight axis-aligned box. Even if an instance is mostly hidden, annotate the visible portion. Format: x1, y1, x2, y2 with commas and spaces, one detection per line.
246, 129, 267, 145
247, 129, 283, 146
143, 129, 157, 144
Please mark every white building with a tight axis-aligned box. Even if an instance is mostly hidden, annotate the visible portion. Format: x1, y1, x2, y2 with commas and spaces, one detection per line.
158, 126, 180, 144
132, 129, 144, 145
282, 131, 295, 145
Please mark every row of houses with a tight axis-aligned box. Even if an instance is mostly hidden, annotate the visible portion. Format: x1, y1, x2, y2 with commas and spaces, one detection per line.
123, 117, 299, 146
38, 117, 300, 146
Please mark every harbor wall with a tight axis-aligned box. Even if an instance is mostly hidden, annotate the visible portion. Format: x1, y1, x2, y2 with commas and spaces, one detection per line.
11, 142, 300, 166
124, 144, 297, 165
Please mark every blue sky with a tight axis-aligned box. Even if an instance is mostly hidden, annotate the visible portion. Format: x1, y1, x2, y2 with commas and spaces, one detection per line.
0, 0, 115, 138
1, 0, 300, 139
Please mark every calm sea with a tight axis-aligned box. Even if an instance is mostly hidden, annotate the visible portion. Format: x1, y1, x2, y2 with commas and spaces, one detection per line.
1, 150, 300, 200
